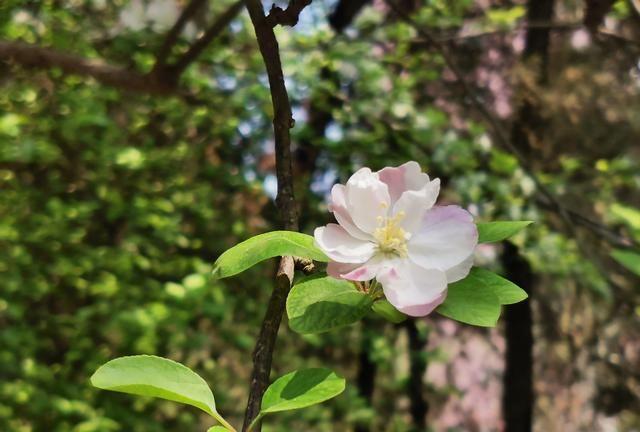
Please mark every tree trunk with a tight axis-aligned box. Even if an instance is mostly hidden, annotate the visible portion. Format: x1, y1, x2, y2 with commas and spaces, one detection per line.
404, 320, 428, 431
501, 242, 535, 432
502, 3, 554, 428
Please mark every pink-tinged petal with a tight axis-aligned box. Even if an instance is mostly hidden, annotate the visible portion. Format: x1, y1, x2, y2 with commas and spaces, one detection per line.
328, 184, 372, 241
314, 224, 375, 264
378, 161, 430, 203
328, 256, 386, 281
345, 168, 391, 234
399, 290, 447, 317
445, 253, 474, 283
326, 261, 359, 279
340, 256, 386, 281
392, 178, 441, 234
377, 261, 448, 317
408, 205, 478, 271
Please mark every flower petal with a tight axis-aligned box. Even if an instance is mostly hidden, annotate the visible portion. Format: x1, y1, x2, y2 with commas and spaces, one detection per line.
326, 261, 359, 279
392, 178, 441, 234
378, 161, 431, 203
340, 256, 386, 281
445, 253, 474, 283
328, 184, 372, 241
399, 291, 447, 317
345, 168, 391, 234
314, 224, 375, 264
327, 256, 387, 281
377, 260, 448, 317
408, 205, 478, 271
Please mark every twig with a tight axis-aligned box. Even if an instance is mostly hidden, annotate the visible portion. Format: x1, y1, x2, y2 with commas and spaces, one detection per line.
383, 0, 637, 255
265, 0, 313, 27
0, 40, 174, 94
169, 0, 244, 79
242, 0, 301, 430
385, 0, 639, 296
154, 0, 208, 71
434, 21, 582, 43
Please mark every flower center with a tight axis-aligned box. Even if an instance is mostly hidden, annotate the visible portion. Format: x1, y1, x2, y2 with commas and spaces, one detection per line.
373, 210, 408, 257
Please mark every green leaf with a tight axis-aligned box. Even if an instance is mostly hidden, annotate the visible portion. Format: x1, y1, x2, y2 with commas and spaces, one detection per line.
371, 299, 407, 323
212, 231, 328, 279
91, 355, 234, 430
437, 276, 501, 327
612, 249, 640, 277
466, 268, 528, 304
477, 221, 533, 243
207, 428, 229, 432
287, 276, 373, 334
610, 204, 640, 232
260, 368, 346, 414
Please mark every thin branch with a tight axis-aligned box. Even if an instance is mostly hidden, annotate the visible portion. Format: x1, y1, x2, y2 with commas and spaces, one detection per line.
154, 0, 208, 71
597, 28, 640, 48
0, 40, 174, 94
434, 21, 582, 43
242, 0, 300, 430
265, 0, 313, 27
383, 0, 638, 253
169, 0, 244, 79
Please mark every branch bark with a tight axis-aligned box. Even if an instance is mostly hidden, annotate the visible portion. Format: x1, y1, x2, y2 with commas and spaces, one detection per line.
266, 0, 312, 27
501, 243, 535, 432
168, 0, 244, 80
404, 320, 429, 431
0, 40, 174, 95
328, 0, 371, 32
242, 0, 302, 430
502, 4, 553, 428
153, 0, 208, 72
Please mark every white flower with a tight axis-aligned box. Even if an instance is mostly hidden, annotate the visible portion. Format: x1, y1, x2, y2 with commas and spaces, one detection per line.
118, 0, 179, 33
119, 0, 147, 32
314, 162, 478, 317
147, 0, 179, 32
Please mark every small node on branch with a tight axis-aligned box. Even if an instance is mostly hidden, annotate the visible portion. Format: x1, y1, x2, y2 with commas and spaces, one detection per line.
294, 257, 315, 274
265, 0, 313, 27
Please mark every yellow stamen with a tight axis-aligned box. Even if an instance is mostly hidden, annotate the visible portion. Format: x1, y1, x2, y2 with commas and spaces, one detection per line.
373, 211, 408, 257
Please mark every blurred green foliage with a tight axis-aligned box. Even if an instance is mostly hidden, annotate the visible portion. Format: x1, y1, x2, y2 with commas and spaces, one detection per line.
1, 0, 639, 431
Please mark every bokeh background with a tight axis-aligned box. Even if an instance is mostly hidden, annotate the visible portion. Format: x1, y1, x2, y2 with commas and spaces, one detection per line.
1, 0, 639, 431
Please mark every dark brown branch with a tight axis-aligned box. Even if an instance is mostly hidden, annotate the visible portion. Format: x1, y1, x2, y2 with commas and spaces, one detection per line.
501, 242, 535, 432
584, 0, 616, 32
265, 0, 313, 27
329, 0, 371, 33
404, 320, 429, 430
168, 0, 244, 79
0, 40, 174, 94
242, 0, 299, 430
154, 0, 208, 71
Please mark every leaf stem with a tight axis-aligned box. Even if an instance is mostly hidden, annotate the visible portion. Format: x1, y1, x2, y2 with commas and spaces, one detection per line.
246, 413, 263, 432
213, 412, 238, 432
368, 280, 383, 299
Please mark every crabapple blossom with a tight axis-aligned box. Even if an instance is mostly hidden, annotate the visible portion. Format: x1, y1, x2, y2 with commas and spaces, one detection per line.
314, 162, 478, 317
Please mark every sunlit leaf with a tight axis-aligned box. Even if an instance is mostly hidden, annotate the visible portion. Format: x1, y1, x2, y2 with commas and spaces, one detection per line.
477, 221, 533, 243
611, 249, 640, 277
437, 276, 501, 327
287, 276, 372, 334
260, 368, 345, 414
610, 204, 640, 232
91, 355, 233, 429
212, 231, 328, 279
466, 268, 528, 304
